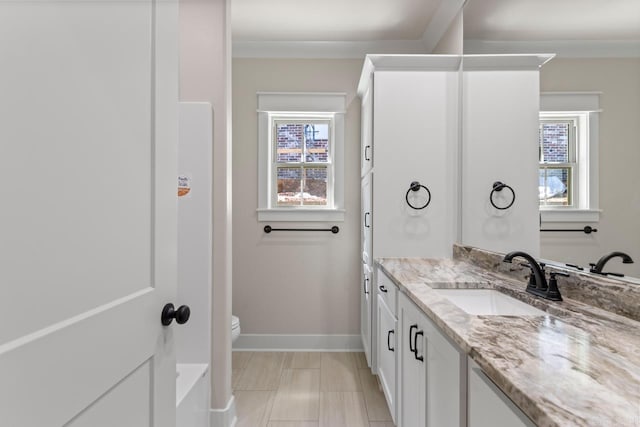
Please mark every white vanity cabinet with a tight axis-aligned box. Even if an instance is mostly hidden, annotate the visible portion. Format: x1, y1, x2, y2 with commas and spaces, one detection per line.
468, 359, 535, 427
361, 263, 372, 365
376, 270, 398, 423
398, 292, 465, 427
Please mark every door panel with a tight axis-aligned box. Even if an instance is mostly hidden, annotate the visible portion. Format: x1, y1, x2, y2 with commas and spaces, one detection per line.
1, 0, 153, 344
0, 1, 178, 426
67, 361, 152, 427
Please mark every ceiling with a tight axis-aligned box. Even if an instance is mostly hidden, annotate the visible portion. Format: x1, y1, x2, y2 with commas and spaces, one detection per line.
464, 0, 640, 41
231, 0, 640, 57
232, 0, 440, 41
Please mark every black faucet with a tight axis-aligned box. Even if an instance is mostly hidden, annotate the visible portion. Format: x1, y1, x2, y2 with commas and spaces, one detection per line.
589, 251, 634, 276
502, 251, 564, 301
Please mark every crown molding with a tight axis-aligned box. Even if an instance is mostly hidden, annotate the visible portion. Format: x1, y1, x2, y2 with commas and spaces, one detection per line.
232, 39, 428, 59
464, 39, 640, 58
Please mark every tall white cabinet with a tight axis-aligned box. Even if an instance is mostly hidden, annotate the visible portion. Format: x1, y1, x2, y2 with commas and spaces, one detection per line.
358, 54, 552, 425
461, 55, 553, 257
358, 55, 462, 369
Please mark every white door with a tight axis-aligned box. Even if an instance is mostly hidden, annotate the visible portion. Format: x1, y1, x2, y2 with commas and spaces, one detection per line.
0, 1, 179, 426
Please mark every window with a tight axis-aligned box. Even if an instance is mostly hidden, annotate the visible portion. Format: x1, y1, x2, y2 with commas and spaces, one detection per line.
257, 92, 346, 222
539, 115, 579, 207
539, 92, 601, 222
273, 118, 332, 207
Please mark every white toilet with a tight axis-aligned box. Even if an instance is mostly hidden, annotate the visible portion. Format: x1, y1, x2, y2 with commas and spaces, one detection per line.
231, 315, 241, 343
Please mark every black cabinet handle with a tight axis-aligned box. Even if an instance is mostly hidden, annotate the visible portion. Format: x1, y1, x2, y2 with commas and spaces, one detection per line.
387, 330, 395, 352
161, 303, 190, 326
364, 212, 371, 228
379, 285, 387, 293
363, 277, 369, 295
364, 145, 371, 161
409, 324, 418, 353
413, 330, 424, 362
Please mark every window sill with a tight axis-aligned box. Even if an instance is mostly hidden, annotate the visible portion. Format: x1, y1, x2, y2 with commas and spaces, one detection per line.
257, 208, 345, 222
539, 209, 601, 223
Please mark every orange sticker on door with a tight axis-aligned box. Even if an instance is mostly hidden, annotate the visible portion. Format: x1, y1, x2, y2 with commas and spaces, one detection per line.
178, 175, 191, 197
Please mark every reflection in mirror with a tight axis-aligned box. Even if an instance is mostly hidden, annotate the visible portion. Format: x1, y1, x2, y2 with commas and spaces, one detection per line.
462, 0, 640, 280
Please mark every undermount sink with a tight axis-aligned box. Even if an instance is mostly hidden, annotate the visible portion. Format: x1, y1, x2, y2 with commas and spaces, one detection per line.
434, 289, 546, 316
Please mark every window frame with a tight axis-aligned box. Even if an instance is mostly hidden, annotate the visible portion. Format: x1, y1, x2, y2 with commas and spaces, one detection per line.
539, 92, 601, 223
538, 115, 578, 208
271, 116, 334, 209
257, 92, 346, 222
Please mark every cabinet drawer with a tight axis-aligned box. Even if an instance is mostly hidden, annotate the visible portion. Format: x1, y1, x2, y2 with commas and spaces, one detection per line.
377, 269, 397, 316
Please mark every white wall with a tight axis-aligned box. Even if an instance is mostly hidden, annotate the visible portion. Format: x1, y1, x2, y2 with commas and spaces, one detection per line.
540, 58, 640, 277
232, 59, 362, 340
179, 0, 232, 412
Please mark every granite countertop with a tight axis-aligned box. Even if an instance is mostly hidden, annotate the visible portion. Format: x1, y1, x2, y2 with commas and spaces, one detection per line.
377, 257, 640, 427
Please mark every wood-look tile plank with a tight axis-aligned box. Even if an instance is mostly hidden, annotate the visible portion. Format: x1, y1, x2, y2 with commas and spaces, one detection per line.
268, 422, 319, 427
232, 351, 253, 390
270, 369, 320, 421
233, 351, 253, 370
369, 422, 396, 427
284, 352, 322, 369
358, 369, 392, 421
319, 392, 369, 427
354, 352, 369, 369
320, 352, 361, 391
236, 352, 286, 390
234, 390, 274, 427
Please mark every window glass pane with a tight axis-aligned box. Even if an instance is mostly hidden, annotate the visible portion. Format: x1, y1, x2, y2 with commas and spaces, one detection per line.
276, 123, 303, 163
539, 167, 571, 206
303, 167, 327, 206
277, 167, 302, 206
540, 122, 569, 163
304, 123, 329, 163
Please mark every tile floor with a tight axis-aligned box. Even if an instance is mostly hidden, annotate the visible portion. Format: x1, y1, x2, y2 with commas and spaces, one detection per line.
232, 351, 395, 427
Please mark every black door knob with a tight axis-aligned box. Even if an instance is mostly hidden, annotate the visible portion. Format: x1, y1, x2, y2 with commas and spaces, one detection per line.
161, 303, 191, 326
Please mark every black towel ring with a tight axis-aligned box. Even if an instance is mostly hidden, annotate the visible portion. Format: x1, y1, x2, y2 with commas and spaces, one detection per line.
490, 181, 515, 210
406, 181, 431, 210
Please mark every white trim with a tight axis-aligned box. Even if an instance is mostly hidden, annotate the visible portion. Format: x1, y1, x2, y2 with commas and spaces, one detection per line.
540, 92, 602, 112
233, 39, 428, 59
232, 334, 364, 351
539, 93, 600, 223
540, 209, 601, 223
464, 39, 640, 58
357, 54, 462, 95
257, 208, 345, 222
421, 0, 466, 53
210, 395, 237, 427
258, 92, 346, 112
463, 54, 554, 70
257, 93, 346, 222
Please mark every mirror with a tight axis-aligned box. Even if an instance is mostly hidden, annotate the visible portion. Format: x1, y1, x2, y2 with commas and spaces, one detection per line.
462, 0, 640, 281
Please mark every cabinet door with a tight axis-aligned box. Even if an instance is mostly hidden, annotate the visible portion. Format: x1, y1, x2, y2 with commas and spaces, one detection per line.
361, 82, 373, 177
468, 359, 536, 427
361, 263, 372, 366
425, 322, 465, 427
361, 172, 373, 266
399, 294, 427, 427
377, 295, 397, 423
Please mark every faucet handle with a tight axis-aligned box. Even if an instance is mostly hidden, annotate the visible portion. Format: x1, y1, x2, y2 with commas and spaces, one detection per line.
546, 272, 567, 301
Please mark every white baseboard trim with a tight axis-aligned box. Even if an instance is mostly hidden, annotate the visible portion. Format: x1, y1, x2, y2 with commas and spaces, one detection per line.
210, 395, 237, 427
232, 334, 363, 351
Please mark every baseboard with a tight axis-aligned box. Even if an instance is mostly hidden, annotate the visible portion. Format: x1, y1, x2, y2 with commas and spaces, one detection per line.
232, 334, 363, 351
209, 395, 237, 427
